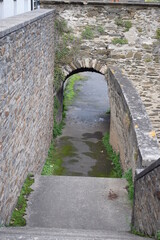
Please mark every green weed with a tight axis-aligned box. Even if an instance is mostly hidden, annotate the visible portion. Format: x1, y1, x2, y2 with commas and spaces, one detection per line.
124, 21, 132, 31
41, 142, 65, 176
156, 231, 160, 240
145, 57, 152, 63
55, 18, 70, 35
54, 66, 65, 92
9, 174, 34, 226
53, 96, 65, 139
82, 26, 94, 39
64, 74, 85, 109
97, 26, 105, 35
115, 18, 132, 31
102, 133, 123, 178
54, 18, 81, 91
112, 38, 128, 45
131, 226, 146, 237
156, 28, 160, 39
123, 169, 134, 202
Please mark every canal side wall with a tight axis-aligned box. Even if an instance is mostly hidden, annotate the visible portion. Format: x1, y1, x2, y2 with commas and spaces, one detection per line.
108, 67, 160, 173
108, 67, 160, 236
0, 9, 55, 224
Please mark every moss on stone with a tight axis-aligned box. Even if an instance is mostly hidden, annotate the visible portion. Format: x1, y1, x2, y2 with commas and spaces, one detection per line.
9, 174, 34, 226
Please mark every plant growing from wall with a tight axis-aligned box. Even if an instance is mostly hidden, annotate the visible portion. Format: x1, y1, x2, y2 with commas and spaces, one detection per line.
112, 38, 128, 45
82, 26, 94, 39
115, 18, 132, 31
53, 95, 65, 139
156, 28, 160, 39
97, 25, 105, 35
54, 18, 81, 92
9, 174, 34, 226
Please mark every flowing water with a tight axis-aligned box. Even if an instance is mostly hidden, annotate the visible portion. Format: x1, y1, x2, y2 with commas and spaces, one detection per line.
55, 72, 116, 177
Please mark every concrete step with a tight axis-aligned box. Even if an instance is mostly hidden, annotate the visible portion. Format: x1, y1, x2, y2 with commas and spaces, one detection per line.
0, 227, 150, 240
25, 175, 131, 231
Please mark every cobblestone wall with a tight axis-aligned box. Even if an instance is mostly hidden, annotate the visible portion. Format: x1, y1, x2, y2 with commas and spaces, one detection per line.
132, 159, 160, 236
0, 9, 55, 224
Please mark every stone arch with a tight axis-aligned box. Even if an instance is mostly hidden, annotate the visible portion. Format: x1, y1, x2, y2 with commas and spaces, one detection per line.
61, 58, 108, 79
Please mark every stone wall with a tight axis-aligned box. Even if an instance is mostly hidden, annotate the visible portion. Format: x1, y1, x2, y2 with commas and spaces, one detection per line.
0, 9, 55, 224
107, 67, 160, 173
41, 1, 160, 147
132, 159, 160, 236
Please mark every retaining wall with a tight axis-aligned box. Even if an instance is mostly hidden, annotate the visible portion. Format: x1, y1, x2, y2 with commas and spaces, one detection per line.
107, 67, 160, 173
108, 67, 160, 236
132, 159, 160, 236
0, 9, 55, 224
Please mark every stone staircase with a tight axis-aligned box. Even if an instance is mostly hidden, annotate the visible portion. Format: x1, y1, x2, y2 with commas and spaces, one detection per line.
0, 176, 150, 239
0, 227, 150, 240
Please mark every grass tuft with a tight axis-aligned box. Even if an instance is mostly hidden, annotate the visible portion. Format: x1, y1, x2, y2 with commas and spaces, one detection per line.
64, 74, 85, 109
156, 231, 160, 240
82, 26, 94, 39
112, 38, 128, 45
115, 18, 132, 31
9, 174, 34, 226
41, 142, 64, 176
102, 133, 123, 178
123, 169, 134, 202
97, 26, 105, 35
156, 28, 160, 39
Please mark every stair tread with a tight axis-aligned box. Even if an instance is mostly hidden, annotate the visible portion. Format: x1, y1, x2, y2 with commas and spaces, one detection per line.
0, 227, 150, 240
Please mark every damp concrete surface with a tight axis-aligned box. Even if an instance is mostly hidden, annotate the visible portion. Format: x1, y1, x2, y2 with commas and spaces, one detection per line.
55, 72, 115, 177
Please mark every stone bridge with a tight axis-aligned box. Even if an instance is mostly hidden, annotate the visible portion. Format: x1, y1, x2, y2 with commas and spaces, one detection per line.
42, 0, 160, 146
0, 1, 160, 237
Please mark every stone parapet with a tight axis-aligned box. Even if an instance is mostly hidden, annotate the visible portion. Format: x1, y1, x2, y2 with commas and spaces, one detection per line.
40, 0, 160, 7
108, 67, 160, 172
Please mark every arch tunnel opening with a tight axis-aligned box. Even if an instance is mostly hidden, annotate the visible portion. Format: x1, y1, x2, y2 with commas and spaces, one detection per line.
53, 69, 117, 177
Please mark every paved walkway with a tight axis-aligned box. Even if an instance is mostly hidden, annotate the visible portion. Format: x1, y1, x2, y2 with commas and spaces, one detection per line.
0, 175, 151, 239
26, 175, 131, 230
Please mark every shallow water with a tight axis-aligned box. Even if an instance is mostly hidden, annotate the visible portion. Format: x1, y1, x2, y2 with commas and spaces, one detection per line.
55, 72, 116, 177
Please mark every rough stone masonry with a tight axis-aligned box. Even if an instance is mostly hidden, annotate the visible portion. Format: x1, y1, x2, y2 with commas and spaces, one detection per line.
0, 9, 55, 224
42, 1, 160, 146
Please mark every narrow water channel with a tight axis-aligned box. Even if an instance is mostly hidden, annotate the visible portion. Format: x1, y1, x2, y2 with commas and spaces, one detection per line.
55, 72, 115, 177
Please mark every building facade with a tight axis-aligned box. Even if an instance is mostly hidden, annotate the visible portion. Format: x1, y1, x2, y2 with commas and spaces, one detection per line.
0, 0, 40, 20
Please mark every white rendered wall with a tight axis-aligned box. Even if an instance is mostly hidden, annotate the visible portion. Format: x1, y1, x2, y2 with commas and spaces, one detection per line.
0, 0, 31, 20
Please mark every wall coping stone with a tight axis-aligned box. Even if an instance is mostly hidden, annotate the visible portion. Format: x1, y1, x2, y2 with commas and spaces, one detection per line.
108, 66, 160, 168
0, 9, 55, 39
40, 0, 160, 7
135, 158, 160, 180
